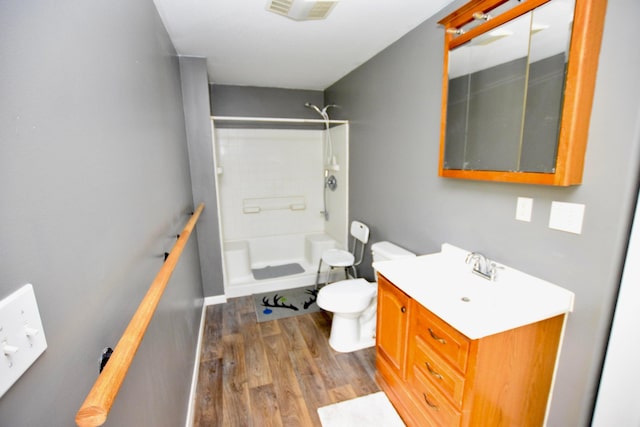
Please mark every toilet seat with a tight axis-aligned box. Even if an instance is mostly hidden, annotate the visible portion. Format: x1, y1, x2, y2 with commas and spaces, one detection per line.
317, 278, 376, 313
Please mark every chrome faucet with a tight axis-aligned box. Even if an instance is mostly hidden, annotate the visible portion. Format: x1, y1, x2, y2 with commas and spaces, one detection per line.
465, 252, 498, 281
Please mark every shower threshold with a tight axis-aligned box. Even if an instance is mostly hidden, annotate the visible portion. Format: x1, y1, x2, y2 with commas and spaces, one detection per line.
226, 259, 318, 298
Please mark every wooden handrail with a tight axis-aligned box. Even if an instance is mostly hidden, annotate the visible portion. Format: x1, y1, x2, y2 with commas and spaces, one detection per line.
75, 203, 204, 427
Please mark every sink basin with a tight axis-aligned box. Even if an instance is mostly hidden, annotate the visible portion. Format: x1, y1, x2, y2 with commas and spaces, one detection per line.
373, 243, 575, 339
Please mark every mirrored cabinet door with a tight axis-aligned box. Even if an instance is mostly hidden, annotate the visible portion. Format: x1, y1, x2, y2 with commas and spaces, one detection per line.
438, 0, 607, 186
444, 11, 532, 172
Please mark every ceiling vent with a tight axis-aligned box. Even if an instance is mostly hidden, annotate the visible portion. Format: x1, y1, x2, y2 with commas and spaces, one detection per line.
266, 0, 339, 21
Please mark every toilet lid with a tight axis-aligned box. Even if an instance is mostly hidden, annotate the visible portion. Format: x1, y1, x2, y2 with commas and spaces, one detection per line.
317, 278, 376, 313
321, 278, 374, 296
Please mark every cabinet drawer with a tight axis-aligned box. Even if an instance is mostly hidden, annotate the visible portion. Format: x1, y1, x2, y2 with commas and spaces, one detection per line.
412, 336, 465, 408
409, 365, 462, 427
413, 303, 470, 373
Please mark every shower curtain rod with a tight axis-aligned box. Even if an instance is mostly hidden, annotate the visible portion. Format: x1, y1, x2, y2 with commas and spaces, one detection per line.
211, 115, 348, 125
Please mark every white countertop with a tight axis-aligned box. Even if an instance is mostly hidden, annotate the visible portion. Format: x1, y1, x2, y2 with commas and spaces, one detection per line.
373, 243, 575, 340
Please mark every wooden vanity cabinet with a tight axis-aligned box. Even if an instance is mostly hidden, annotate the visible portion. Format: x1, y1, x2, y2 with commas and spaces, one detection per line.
375, 274, 418, 424
376, 274, 410, 374
376, 273, 566, 427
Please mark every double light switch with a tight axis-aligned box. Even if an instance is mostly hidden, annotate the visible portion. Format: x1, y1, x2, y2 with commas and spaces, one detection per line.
0, 284, 47, 398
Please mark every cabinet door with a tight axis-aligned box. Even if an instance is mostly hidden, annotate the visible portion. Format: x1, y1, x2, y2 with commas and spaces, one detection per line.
376, 274, 410, 374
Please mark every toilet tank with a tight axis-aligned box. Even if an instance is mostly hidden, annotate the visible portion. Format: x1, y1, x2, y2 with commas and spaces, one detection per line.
371, 241, 416, 263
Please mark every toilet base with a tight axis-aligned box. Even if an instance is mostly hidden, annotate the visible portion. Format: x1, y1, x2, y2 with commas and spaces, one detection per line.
327, 312, 376, 353
328, 333, 375, 353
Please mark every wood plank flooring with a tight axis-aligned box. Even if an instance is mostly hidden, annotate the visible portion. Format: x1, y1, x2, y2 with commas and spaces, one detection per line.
193, 295, 381, 426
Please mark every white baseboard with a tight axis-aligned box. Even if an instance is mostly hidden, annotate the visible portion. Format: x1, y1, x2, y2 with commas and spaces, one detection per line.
185, 303, 207, 427
185, 294, 227, 426
204, 294, 227, 306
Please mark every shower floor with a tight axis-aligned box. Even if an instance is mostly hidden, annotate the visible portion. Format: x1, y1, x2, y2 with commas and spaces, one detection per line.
252, 263, 305, 280
226, 257, 318, 298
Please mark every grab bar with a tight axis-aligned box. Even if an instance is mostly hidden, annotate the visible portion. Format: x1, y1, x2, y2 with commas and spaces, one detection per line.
75, 203, 204, 427
242, 196, 306, 214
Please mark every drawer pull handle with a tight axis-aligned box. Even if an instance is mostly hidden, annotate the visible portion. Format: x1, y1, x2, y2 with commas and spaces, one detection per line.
428, 328, 447, 344
425, 362, 443, 380
401, 306, 407, 313
423, 393, 439, 410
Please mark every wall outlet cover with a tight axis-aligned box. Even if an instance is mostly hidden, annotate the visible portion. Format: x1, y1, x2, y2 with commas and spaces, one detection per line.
549, 201, 585, 234
516, 197, 533, 222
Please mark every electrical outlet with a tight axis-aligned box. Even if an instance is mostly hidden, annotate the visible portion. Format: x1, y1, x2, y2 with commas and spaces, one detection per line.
0, 284, 47, 398
516, 197, 533, 222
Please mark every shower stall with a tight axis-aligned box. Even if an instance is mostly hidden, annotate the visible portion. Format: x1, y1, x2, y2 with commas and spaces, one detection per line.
211, 115, 349, 297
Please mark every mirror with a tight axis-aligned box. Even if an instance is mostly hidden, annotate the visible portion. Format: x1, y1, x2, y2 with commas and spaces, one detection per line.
438, 0, 606, 186
445, 10, 534, 171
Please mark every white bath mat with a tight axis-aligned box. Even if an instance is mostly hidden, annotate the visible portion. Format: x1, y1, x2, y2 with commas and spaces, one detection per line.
317, 392, 406, 427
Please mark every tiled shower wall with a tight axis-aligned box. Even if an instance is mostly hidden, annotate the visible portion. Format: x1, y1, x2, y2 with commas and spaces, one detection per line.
215, 128, 325, 240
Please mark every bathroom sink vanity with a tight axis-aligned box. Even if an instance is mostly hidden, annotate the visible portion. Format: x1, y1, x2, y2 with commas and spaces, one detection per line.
374, 244, 574, 426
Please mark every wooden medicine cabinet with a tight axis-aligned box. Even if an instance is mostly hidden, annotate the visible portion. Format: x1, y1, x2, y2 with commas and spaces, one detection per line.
438, 0, 607, 186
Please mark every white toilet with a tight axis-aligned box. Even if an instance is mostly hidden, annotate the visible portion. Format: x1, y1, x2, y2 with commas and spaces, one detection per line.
317, 241, 416, 353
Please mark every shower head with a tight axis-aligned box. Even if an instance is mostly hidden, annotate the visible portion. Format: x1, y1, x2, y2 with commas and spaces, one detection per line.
305, 102, 341, 121
321, 104, 340, 115
304, 102, 324, 117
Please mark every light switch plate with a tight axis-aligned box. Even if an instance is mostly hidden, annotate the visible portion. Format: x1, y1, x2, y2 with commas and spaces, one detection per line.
516, 197, 533, 222
549, 201, 585, 234
0, 284, 47, 398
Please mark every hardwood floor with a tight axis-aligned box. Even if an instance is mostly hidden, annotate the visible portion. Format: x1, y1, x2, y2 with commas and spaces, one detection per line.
193, 295, 381, 426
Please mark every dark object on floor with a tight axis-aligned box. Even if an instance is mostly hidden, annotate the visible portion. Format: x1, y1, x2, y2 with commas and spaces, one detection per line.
253, 286, 320, 322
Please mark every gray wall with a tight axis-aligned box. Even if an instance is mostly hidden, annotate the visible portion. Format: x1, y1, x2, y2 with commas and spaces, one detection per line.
181, 57, 225, 297
210, 84, 325, 129
326, 1, 640, 425
0, 1, 203, 426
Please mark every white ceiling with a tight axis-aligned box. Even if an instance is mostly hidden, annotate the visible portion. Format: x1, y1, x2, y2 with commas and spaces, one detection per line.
152, 0, 457, 90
